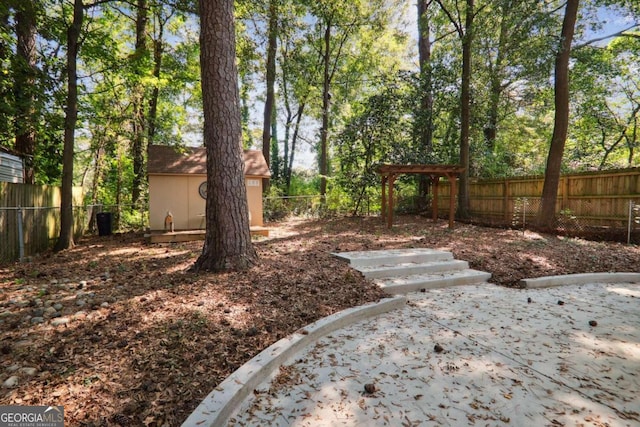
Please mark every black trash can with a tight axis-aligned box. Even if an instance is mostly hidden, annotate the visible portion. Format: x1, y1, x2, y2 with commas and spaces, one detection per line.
96, 212, 112, 236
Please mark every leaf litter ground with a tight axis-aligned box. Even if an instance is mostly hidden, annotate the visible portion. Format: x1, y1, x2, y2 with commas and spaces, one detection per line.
1, 215, 639, 426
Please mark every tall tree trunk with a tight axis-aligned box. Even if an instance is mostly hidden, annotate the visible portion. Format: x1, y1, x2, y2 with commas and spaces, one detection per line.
287, 102, 305, 193
283, 88, 292, 193
417, 0, 434, 197
280, 52, 307, 195
627, 116, 637, 165
270, 108, 279, 181
417, 0, 433, 156
131, 0, 148, 208
55, 0, 83, 251
319, 18, 332, 197
0, 6, 12, 144
193, 0, 257, 272
14, 0, 37, 184
262, 0, 278, 193
538, 0, 579, 228
147, 7, 165, 144
484, 10, 509, 153
457, 0, 474, 219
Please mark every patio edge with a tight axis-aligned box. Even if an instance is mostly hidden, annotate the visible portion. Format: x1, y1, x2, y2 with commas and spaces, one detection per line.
521, 272, 640, 288
181, 295, 407, 427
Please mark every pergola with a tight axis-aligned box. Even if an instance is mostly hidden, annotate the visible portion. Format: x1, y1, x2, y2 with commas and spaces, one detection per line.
376, 164, 465, 229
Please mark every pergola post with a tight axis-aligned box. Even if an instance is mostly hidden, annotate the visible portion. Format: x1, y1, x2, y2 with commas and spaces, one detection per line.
432, 176, 439, 222
448, 173, 457, 229
381, 175, 387, 220
387, 174, 396, 229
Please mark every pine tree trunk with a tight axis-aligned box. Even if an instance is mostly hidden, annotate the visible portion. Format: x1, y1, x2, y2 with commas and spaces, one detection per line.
539, 0, 579, 228
193, 0, 257, 272
457, 0, 474, 219
0, 8, 11, 144
484, 12, 508, 153
262, 0, 277, 193
147, 11, 164, 143
131, 0, 148, 208
417, 0, 433, 156
417, 0, 433, 198
55, 0, 83, 251
14, 0, 37, 184
319, 18, 332, 197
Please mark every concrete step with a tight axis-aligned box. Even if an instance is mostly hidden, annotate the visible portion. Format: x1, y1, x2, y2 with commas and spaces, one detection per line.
333, 248, 453, 268
355, 259, 469, 279
376, 269, 492, 295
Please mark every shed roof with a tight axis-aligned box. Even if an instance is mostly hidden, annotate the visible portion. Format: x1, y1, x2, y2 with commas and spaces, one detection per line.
147, 145, 270, 178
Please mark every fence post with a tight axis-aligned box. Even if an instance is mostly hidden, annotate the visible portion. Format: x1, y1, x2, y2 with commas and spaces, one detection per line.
17, 206, 24, 261
503, 180, 510, 222
562, 176, 569, 211
628, 200, 635, 245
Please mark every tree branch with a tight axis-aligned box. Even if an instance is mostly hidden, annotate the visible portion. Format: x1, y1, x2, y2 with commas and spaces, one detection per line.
574, 24, 640, 50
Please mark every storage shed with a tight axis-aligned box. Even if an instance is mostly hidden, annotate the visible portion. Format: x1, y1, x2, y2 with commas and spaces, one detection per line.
147, 145, 270, 231
0, 149, 24, 183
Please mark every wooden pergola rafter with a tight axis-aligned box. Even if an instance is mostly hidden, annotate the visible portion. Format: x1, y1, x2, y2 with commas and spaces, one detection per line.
376, 164, 465, 229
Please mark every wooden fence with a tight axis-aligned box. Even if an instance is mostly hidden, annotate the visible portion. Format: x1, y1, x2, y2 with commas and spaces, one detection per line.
0, 183, 84, 263
435, 168, 640, 233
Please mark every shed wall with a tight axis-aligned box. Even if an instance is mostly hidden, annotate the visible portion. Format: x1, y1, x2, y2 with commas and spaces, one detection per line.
0, 152, 24, 183
148, 174, 264, 231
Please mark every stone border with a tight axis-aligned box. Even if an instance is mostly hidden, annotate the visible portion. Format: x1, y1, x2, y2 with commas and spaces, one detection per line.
181, 296, 407, 427
521, 272, 640, 288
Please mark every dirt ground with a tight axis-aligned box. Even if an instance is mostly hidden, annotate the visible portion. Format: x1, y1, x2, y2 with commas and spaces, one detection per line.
1, 215, 639, 426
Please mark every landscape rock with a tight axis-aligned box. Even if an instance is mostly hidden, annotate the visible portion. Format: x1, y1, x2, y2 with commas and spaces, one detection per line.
44, 307, 57, 317
30, 317, 44, 324
20, 367, 37, 376
2, 376, 18, 388
51, 317, 70, 326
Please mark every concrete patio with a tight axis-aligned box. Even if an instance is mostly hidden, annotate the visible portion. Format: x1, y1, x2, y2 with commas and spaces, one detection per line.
182, 249, 640, 427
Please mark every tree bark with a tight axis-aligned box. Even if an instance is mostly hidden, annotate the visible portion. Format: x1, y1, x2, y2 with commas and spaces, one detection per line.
147, 5, 166, 144
417, 0, 434, 198
417, 0, 433, 157
262, 0, 278, 193
131, 0, 148, 208
55, 0, 83, 251
484, 10, 509, 153
287, 103, 305, 193
14, 0, 38, 184
538, 0, 579, 228
319, 17, 332, 197
0, 6, 11, 140
193, 0, 257, 272
457, 0, 474, 219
